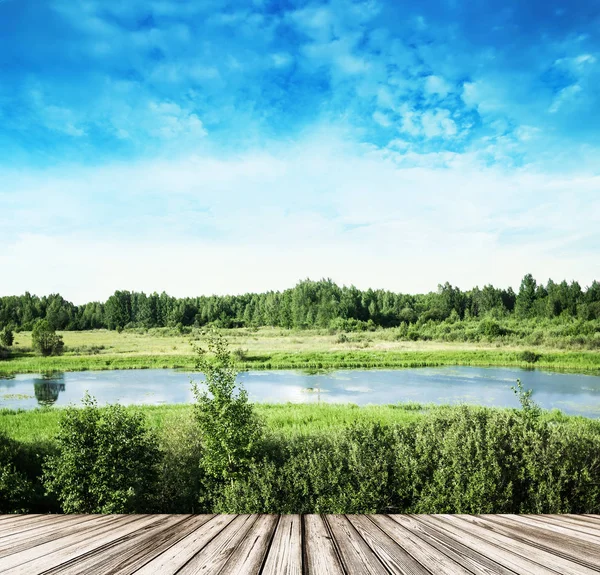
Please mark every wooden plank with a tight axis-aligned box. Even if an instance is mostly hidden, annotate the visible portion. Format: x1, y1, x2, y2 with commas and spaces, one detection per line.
439, 515, 599, 575
325, 514, 388, 575
389, 514, 516, 575
566, 515, 600, 526
219, 514, 279, 575
371, 515, 471, 575
516, 515, 600, 541
419, 515, 565, 575
1, 515, 155, 575
347, 515, 431, 575
489, 514, 600, 550
0, 515, 84, 541
44, 515, 214, 575
261, 514, 303, 575
0, 515, 111, 558
134, 514, 236, 575
177, 515, 257, 574
525, 515, 600, 540
0, 515, 54, 535
303, 515, 344, 575
463, 515, 600, 571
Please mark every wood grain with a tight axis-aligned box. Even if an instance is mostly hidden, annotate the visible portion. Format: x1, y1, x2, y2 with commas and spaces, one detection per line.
0, 514, 598, 574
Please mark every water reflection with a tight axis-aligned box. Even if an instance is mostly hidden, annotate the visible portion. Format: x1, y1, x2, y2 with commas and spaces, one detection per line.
1, 366, 600, 417
33, 373, 66, 407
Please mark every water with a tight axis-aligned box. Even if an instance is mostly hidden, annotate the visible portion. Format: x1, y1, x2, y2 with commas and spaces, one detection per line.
1, 367, 600, 417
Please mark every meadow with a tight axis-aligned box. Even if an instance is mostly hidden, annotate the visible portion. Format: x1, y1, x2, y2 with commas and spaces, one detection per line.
2, 325, 600, 374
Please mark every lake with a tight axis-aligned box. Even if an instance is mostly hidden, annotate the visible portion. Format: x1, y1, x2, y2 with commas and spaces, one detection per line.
2, 366, 600, 416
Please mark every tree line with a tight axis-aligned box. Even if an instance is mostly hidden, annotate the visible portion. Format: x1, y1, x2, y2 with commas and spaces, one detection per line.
1, 275, 599, 332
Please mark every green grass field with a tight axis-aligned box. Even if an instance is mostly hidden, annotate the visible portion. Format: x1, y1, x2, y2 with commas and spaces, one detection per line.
0, 402, 580, 444
2, 327, 600, 374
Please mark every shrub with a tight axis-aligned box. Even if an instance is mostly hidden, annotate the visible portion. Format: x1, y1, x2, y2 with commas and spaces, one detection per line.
519, 350, 541, 363
31, 320, 64, 356
43, 394, 161, 513
192, 332, 264, 507
0, 432, 33, 513
232, 347, 249, 361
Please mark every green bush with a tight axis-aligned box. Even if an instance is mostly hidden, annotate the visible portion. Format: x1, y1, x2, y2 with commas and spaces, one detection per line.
0, 432, 33, 513
519, 350, 541, 363
43, 394, 161, 513
31, 319, 64, 356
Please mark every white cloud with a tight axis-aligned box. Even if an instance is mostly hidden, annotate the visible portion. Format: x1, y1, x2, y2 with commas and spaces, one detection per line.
549, 84, 582, 113
424, 75, 451, 98
372, 110, 392, 127
148, 102, 207, 139
2, 134, 599, 302
421, 109, 457, 138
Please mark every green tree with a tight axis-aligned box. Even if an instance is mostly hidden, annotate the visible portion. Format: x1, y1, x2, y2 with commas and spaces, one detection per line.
515, 274, 538, 318
192, 332, 263, 497
31, 320, 64, 356
43, 394, 160, 513
0, 326, 13, 347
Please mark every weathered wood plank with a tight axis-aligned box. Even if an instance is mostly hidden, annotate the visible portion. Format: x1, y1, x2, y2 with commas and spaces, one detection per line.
0, 515, 55, 536
176, 514, 257, 574
134, 514, 235, 575
462, 515, 600, 571
525, 515, 600, 540
0, 514, 84, 542
419, 515, 565, 575
485, 515, 600, 557
303, 515, 344, 575
373, 515, 471, 575
325, 514, 388, 575
41, 515, 212, 575
389, 514, 516, 575
219, 514, 279, 575
347, 515, 431, 575
438, 515, 599, 575
1, 515, 156, 575
261, 514, 303, 575
566, 515, 600, 526
0, 515, 111, 558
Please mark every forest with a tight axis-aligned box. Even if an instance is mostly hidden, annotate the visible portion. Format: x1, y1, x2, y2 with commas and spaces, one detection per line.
1, 274, 599, 332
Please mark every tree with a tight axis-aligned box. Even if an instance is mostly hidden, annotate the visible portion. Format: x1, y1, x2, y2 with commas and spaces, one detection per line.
515, 274, 537, 318
0, 327, 13, 347
192, 332, 263, 494
31, 320, 64, 357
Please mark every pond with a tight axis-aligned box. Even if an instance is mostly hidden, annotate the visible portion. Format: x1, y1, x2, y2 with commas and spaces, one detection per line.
2, 366, 600, 417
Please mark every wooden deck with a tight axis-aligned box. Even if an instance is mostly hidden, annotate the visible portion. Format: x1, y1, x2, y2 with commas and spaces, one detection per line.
1, 514, 600, 574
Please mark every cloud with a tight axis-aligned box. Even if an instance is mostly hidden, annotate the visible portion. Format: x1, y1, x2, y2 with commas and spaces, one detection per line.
549, 84, 582, 113
2, 133, 599, 302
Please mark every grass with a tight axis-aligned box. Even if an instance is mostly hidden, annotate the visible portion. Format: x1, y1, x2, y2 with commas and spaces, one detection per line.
0, 402, 581, 444
2, 327, 600, 374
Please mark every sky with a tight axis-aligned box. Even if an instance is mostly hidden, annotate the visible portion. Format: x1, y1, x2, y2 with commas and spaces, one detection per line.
1, 0, 599, 304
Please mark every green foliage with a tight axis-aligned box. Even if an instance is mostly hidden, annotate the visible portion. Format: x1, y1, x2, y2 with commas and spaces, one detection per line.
1, 275, 599, 334
192, 332, 263, 502
0, 326, 13, 347
3, 402, 600, 514
31, 320, 64, 356
43, 394, 161, 513
0, 431, 34, 513
519, 350, 541, 363
511, 378, 542, 422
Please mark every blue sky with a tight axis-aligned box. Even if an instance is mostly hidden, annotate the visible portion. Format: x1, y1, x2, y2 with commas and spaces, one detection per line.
1, 0, 599, 302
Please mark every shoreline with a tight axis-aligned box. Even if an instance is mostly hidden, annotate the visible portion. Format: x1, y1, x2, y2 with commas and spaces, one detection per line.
1, 348, 600, 376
